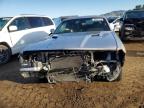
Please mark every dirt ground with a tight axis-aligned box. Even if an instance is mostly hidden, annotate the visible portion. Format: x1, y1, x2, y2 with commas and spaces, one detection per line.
0, 41, 144, 108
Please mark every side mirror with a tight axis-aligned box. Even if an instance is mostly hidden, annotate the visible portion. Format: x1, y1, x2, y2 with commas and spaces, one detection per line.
9, 25, 18, 32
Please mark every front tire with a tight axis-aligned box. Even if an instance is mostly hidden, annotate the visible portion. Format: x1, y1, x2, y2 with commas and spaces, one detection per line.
0, 45, 11, 64
120, 26, 126, 41
106, 63, 122, 82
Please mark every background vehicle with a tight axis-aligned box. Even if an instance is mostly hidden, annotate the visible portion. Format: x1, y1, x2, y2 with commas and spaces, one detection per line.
0, 15, 55, 64
119, 10, 144, 40
19, 16, 126, 82
109, 17, 122, 32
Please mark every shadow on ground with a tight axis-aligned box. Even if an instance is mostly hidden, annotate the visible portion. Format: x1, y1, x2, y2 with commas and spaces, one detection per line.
123, 40, 144, 44
0, 55, 47, 84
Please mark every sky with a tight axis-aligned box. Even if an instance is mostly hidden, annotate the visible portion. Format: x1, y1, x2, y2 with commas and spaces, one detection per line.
0, 0, 143, 18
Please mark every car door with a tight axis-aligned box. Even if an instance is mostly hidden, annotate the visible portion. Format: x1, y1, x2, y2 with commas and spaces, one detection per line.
8, 17, 31, 54
9, 17, 51, 54
26, 17, 51, 44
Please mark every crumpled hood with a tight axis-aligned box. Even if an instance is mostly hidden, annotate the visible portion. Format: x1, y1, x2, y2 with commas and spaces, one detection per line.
22, 31, 118, 53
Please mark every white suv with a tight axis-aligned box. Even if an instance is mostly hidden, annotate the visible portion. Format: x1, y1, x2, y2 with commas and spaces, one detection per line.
0, 15, 55, 64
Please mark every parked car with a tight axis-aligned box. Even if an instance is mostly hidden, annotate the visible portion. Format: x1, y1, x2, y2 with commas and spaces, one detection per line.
0, 15, 55, 64
119, 10, 144, 40
19, 16, 126, 83
109, 17, 122, 32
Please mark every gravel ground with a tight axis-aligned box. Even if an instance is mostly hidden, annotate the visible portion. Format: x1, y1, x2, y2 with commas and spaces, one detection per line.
0, 41, 144, 108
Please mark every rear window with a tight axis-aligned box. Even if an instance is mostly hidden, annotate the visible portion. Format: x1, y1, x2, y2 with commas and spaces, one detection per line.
42, 17, 53, 26
27, 17, 43, 28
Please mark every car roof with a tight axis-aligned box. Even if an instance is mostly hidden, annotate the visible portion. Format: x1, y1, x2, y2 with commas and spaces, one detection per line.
0, 17, 12, 19
126, 10, 144, 12
12, 14, 52, 18
22, 14, 49, 17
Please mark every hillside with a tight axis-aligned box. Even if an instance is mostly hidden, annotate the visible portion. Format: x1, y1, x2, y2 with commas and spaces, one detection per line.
101, 10, 126, 17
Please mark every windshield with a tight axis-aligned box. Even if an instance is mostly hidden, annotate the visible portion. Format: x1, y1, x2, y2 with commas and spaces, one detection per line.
125, 11, 144, 19
54, 18, 110, 34
0, 17, 11, 30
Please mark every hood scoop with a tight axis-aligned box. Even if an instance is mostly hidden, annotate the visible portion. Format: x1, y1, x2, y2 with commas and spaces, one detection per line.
90, 32, 108, 37
91, 33, 100, 37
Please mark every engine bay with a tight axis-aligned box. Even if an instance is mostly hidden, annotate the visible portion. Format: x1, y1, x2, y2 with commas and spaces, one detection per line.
20, 50, 124, 82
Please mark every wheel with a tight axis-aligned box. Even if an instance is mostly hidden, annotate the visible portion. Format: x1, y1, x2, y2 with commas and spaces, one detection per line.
120, 26, 126, 41
106, 63, 122, 82
0, 45, 11, 64
121, 31, 126, 41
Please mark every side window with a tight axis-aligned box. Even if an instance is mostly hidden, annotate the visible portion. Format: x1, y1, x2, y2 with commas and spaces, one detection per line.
27, 17, 43, 28
9, 17, 29, 31
42, 17, 53, 26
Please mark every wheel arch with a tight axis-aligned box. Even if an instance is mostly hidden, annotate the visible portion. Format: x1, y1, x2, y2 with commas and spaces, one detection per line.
118, 50, 125, 67
0, 42, 12, 53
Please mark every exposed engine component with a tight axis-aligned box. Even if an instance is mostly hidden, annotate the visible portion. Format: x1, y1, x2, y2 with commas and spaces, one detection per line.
20, 50, 123, 82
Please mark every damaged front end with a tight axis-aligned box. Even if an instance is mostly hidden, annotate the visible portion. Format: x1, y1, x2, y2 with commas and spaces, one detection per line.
19, 50, 125, 83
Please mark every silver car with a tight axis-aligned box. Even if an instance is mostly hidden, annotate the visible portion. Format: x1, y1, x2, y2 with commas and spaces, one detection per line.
19, 16, 126, 83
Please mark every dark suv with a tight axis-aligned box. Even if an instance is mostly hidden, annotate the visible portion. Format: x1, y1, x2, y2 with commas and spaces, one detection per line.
119, 10, 144, 40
